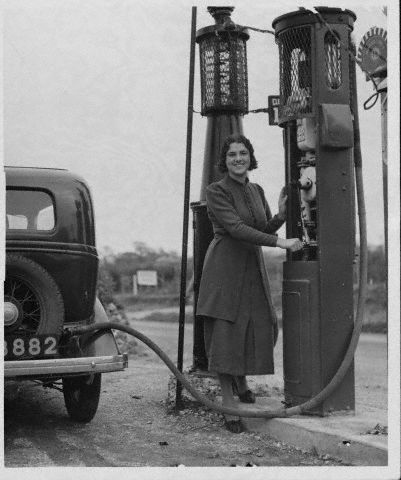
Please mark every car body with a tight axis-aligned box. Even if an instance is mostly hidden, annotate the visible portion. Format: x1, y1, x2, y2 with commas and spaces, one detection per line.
4, 166, 127, 422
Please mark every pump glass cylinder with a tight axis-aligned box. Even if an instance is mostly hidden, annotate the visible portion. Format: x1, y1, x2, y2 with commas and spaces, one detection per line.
197, 30, 249, 115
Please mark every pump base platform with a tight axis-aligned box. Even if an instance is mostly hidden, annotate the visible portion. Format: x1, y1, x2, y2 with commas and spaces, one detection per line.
238, 331, 388, 466
179, 331, 388, 465
241, 397, 387, 466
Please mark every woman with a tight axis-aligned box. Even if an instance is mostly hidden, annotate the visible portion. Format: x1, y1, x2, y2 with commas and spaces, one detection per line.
196, 134, 303, 433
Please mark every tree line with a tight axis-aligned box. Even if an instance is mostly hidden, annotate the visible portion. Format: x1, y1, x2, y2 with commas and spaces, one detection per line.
97, 242, 386, 304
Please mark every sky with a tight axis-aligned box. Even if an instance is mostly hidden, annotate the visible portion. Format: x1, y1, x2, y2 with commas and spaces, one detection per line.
2, 0, 399, 255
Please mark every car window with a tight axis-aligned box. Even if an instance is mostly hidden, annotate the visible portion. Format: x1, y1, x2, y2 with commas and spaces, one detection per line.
6, 190, 55, 231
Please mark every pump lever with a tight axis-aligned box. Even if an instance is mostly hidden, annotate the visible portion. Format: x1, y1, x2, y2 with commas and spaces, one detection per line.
298, 177, 313, 190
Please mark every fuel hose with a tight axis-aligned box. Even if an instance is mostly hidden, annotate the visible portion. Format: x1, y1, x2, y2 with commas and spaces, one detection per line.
68, 46, 367, 419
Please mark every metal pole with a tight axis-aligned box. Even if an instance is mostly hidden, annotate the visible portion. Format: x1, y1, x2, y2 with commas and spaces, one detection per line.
175, 6, 197, 410
381, 90, 387, 324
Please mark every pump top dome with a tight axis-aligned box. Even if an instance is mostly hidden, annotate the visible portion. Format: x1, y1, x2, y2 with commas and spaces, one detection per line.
207, 6, 234, 23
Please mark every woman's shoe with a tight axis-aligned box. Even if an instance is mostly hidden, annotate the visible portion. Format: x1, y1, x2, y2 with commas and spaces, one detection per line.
232, 380, 256, 404
238, 389, 256, 404
224, 417, 244, 434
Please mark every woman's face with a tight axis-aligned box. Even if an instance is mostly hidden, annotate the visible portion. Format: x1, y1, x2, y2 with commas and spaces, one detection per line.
225, 142, 250, 179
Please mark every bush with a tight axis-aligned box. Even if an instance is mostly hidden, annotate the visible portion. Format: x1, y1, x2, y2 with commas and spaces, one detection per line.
97, 264, 115, 305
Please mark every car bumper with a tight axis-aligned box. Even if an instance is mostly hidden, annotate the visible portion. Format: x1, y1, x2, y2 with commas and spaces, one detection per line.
4, 353, 128, 379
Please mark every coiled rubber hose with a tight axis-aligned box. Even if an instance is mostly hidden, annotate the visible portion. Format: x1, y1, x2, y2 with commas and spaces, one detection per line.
68, 50, 367, 419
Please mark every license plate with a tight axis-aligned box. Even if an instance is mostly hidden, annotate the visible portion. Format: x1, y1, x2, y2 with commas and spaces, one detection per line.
4, 334, 59, 361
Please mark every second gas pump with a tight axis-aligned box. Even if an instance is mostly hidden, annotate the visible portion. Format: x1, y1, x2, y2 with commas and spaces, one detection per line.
191, 6, 358, 415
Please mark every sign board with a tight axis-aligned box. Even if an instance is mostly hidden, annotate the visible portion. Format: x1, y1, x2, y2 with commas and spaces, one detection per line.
268, 95, 280, 125
357, 27, 387, 80
136, 270, 158, 286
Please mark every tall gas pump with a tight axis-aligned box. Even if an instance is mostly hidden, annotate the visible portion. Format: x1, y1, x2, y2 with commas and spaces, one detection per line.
273, 8, 357, 414
191, 7, 249, 371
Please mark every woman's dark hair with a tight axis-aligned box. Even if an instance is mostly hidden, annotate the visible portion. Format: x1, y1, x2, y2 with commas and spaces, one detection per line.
218, 134, 258, 173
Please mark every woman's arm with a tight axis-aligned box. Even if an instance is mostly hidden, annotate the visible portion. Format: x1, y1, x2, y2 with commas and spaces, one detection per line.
206, 184, 279, 247
256, 184, 285, 233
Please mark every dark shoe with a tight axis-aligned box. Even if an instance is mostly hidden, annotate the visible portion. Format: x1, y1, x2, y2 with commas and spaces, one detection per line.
231, 379, 256, 404
238, 389, 256, 404
224, 418, 244, 434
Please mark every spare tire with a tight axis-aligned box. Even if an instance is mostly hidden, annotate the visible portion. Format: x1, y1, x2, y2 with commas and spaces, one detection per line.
4, 254, 64, 336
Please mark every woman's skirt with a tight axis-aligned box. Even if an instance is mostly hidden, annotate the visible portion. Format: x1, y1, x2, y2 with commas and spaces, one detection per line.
203, 251, 275, 376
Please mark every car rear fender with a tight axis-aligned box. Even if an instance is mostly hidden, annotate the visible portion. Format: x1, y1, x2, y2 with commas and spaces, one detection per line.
80, 298, 122, 357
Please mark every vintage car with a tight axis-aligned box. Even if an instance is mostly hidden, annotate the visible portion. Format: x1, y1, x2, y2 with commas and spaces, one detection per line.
4, 166, 127, 422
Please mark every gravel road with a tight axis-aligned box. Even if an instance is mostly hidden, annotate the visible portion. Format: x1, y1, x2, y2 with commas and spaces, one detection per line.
4, 319, 347, 468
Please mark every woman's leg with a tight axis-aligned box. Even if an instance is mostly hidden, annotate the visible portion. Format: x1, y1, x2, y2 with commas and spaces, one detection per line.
218, 373, 242, 432
234, 375, 249, 394
218, 373, 236, 411
233, 375, 256, 403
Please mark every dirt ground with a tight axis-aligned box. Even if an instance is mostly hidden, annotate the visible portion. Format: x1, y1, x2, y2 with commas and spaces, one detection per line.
4, 361, 346, 468
4, 319, 349, 468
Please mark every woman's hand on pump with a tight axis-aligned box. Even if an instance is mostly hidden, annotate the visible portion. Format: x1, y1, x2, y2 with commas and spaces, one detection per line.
277, 237, 303, 252
276, 186, 303, 252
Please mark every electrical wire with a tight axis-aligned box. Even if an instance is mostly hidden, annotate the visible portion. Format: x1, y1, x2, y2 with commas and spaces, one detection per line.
363, 92, 379, 110
204, 10, 386, 117
240, 25, 275, 35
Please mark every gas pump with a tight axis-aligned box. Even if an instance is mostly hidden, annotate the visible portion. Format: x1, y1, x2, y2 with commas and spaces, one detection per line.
273, 8, 357, 414
191, 6, 250, 372
190, 7, 360, 415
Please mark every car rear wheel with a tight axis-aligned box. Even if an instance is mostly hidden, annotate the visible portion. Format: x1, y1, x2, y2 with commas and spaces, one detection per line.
62, 373, 102, 422
4, 254, 64, 336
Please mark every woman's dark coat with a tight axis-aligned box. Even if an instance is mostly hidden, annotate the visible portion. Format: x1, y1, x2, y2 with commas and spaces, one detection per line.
196, 174, 284, 326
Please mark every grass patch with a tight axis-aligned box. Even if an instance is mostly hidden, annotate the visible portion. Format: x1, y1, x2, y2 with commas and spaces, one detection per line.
117, 283, 387, 333
361, 309, 387, 333
114, 292, 180, 311
134, 306, 386, 334
137, 311, 386, 333
138, 312, 189, 323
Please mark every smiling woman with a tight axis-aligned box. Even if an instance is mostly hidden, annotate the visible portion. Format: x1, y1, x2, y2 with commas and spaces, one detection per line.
225, 143, 251, 180
218, 134, 258, 178
196, 133, 303, 433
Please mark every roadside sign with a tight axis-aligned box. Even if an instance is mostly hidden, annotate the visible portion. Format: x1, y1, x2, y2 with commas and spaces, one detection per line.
268, 95, 280, 125
136, 270, 158, 286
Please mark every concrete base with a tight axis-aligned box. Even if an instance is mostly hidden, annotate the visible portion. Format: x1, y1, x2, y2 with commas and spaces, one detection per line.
241, 397, 388, 466
170, 374, 388, 466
